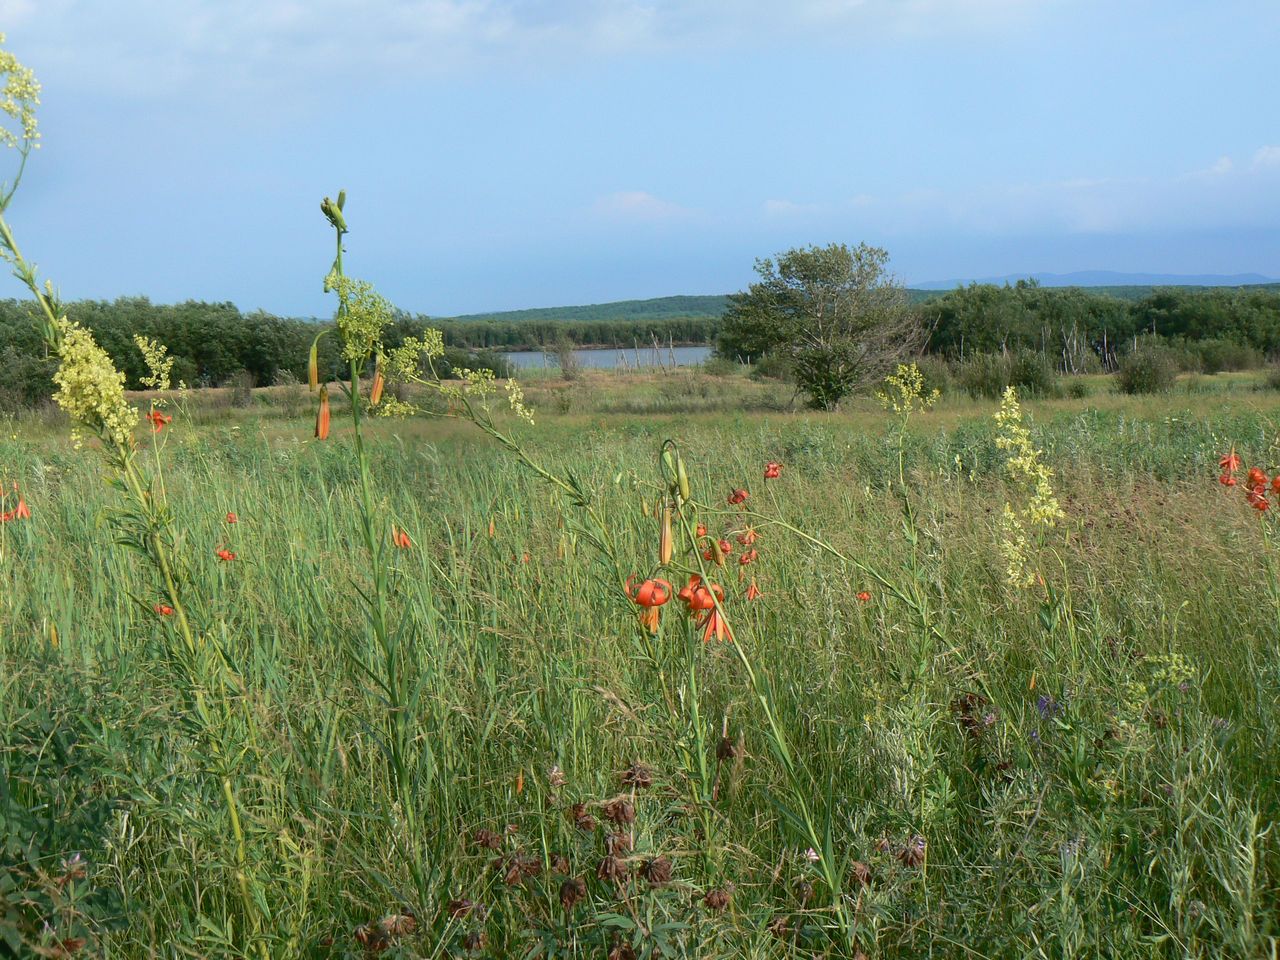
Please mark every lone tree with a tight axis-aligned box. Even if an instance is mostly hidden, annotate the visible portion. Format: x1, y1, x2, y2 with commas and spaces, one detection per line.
718, 242, 923, 409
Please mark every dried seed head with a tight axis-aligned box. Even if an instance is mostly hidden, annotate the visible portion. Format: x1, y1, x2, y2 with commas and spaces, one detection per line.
620, 762, 653, 789
896, 835, 926, 868
606, 832, 633, 855
641, 856, 673, 886
378, 910, 417, 937
550, 853, 571, 874
353, 923, 388, 952
768, 915, 791, 938
850, 860, 872, 886
603, 798, 636, 825
568, 803, 597, 832
596, 855, 626, 883
472, 829, 502, 851
874, 837, 891, 854
462, 930, 488, 952
716, 737, 738, 761
703, 887, 732, 912
794, 879, 814, 904
548, 765, 568, 789
559, 877, 587, 911
447, 898, 482, 920
608, 941, 637, 960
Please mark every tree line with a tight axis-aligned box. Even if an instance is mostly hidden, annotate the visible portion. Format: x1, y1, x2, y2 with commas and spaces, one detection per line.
3, 275, 1278, 411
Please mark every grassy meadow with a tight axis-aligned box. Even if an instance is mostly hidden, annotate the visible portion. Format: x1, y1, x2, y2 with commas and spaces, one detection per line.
4, 366, 1280, 958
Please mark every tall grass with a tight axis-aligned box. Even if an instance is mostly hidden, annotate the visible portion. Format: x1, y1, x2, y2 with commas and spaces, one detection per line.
4, 397, 1280, 956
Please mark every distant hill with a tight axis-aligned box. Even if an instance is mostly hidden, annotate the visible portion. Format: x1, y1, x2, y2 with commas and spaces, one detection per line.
435, 294, 730, 324
430, 278, 1280, 327
915, 270, 1278, 290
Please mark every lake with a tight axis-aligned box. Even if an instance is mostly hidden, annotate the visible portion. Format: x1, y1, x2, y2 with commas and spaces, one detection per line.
503, 345, 713, 370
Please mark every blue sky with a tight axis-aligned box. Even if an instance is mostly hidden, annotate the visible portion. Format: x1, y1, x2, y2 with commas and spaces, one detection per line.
1, 0, 1277, 315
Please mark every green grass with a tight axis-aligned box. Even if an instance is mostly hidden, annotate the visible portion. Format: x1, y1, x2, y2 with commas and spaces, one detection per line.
4, 373, 1280, 958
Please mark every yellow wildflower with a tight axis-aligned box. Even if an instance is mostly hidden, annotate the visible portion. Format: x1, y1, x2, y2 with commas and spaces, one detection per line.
877, 362, 940, 414
0, 34, 40, 152
51, 317, 138, 449
134, 335, 175, 392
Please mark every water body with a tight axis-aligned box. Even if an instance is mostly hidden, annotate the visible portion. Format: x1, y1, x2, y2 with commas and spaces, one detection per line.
503, 345, 713, 370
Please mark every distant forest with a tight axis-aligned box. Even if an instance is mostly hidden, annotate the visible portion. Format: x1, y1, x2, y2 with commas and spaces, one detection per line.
2, 282, 1279, 409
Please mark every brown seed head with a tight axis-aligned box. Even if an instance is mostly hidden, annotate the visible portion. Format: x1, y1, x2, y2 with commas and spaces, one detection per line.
620, 762, 654, 789
606, 831, 633, 855
462, 930, 488, 952
472, 828, 502, 851
560, 877, 587, 911
716, 737, 738, 761
704, 887, 732, 911
603, 798, 636, 825
850, 860, 872, 886
550, 853, 572, 874
596, 855, 627, 883
641, 856, 673, 886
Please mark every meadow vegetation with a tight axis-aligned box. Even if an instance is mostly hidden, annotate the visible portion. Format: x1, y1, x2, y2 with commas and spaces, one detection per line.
5, 36, 1280, 960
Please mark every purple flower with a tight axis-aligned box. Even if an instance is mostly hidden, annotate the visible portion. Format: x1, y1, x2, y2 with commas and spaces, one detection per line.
1036, 695, 1060, 719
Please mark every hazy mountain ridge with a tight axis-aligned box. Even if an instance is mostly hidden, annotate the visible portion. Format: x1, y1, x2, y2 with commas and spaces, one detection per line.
435, 277, 1280, 324
915, 270, 1278, 290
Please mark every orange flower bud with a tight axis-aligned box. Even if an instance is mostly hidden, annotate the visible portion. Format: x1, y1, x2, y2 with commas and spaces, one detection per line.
659, 504, 673, 564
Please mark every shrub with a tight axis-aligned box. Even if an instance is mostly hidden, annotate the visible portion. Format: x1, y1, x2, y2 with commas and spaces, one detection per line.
227, 369, 255, 407
701, 356, 740, 377
1065, 378, 1090, 399
1009, 352, 1059, 397
913, 355, 953, 396
1116, 342, 1178, 394
957, 353, 1010, 399
1195, 338, 1263, 374
749, 352, 794, 382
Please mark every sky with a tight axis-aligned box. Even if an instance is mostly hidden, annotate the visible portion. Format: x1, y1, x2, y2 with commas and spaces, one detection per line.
1, 0, 1278, 316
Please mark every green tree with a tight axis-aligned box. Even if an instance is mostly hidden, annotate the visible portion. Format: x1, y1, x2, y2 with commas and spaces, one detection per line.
717, 242, 921, 409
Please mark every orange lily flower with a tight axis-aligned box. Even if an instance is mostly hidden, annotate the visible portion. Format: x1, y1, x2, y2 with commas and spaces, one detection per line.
216, 547, 237, 562
392, 525, 412, 549
146, 409, 172, 432
225, 511, 238, 524
1219, 449, 1242, 473
727, 488, 749, 506
153, 603, 174, 616
1248, 467, 1267, 489
627, 576, 672, 633
1220, 473, 1238, 487
736, 527, 758, 546
739, 548, 758, 566
856, 590, 872, 603
764, 461, 781, 479
745, 579, 762, 601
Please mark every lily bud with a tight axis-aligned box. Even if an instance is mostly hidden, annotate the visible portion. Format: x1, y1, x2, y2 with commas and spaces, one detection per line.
659, 503, 673, 565
308, 337, 320, 392
315, 384, 331, 440
660, 447, 679, 495
370, 357, 385, 407
676, 456, 691, 503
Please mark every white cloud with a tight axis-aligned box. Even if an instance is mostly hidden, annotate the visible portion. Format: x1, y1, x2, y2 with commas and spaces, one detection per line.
592, 190, 692, 222
1, 0, 1062, 96
751, 146, 1280, 238
1253, 145, 1280, 169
